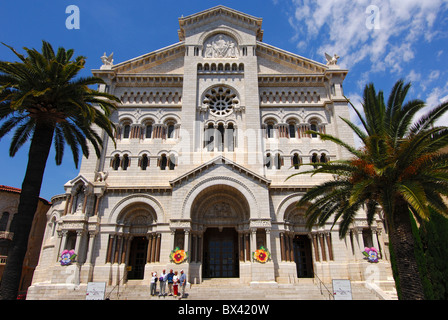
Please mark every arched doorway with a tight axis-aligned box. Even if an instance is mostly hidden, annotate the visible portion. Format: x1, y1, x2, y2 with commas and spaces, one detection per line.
284, 204, 315, 278
190, 185, 250, 279
115, 202, 159, 281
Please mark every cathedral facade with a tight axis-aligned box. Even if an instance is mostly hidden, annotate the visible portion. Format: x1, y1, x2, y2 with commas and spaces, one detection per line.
28, 6, 394, 299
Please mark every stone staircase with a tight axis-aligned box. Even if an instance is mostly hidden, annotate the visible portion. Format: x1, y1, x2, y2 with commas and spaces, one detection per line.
106, 278, 396, 300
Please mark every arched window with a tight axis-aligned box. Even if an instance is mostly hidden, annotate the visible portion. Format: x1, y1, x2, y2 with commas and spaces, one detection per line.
112, 155, 120, 170
123, 124, 131, 139
167, 123, 175, 139
160, 154, 168, 170
204, 123, 214, 151
227, 123, 235, 151
145, 124, 153, 139
320, 153, 328, 163
266, 122, 275, 139
51, 217, 57, 237
275, 154, 282, 169
217, 123, 225, 151
310, 123, 318, 138
288, 122, 296, 138
169, 154, 176, 170
0, 212, 10, 232
140, 154, 149, 170
292, 153, 300, 169
265, 153, 272, 169
311, 153, 318, 165
122, 154, 130, 170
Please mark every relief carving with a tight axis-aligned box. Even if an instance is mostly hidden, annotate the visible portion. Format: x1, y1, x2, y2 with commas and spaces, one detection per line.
204, 34, 239, 58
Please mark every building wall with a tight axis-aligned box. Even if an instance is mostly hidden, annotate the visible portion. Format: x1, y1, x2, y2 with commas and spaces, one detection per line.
27, 6, 395, 299
0, 187, 50, 295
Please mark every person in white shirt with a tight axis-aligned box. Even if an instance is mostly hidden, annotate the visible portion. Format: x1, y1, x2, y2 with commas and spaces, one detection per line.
159, 269, 167, 296
150, 272, 158, 296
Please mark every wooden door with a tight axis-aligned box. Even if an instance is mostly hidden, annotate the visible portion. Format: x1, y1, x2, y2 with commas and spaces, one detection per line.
293, 235, 314, 278
203, 228, 239, 278
128, 237, 148, 280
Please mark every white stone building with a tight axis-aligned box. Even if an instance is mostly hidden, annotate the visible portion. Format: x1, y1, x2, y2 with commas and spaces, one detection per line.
28, 6, 395, 299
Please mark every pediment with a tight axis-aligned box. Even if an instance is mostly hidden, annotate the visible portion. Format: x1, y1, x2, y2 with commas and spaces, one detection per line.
169, 156, 270, 187
257, 42, 328, 75
92, 42, 185, 78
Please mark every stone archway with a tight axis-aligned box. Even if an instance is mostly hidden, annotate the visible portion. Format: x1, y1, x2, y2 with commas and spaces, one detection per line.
107, 202, 161, 281
189, 184, 250, 278
283, 203, 314, 278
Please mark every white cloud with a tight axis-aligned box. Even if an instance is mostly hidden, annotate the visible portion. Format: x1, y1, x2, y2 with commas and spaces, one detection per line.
287, 0, 448, 72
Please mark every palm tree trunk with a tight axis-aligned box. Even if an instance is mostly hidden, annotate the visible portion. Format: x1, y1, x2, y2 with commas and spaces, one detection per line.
0, 121, 54, 300
388, 197, 425, 300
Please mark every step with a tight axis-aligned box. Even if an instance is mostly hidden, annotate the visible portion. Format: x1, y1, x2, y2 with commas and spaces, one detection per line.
105, 279, 392, 300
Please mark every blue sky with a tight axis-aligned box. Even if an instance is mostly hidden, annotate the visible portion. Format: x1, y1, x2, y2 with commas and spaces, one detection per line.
1, 0, 448, 201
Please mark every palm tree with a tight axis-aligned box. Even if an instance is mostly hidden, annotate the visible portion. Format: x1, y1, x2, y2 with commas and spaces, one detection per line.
288, 80, 448, 300
0, 41, 119, 300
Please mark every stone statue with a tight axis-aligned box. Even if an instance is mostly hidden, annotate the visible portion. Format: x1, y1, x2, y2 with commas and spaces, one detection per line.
94, 171, 109, 182
325, 53, 339, 66
101, 52, 114, 66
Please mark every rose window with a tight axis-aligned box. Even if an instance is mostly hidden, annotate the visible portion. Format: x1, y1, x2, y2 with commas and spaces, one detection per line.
202, 86, 239, 117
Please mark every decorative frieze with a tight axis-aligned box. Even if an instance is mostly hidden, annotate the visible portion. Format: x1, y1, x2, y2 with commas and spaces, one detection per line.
120, 90, 182, 105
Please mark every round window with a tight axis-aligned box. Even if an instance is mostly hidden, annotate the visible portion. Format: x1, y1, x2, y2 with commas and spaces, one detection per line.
203, 86, 239, 117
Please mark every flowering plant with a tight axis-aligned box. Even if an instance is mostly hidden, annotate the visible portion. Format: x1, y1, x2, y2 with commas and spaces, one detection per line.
170, 247, 188, 264
253, 246, 271, 263
60, 249, 77, 266
362, 247, 379, 263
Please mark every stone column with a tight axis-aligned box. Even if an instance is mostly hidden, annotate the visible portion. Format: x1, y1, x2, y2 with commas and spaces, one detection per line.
151, 234, 157, 263
319, 233, 327, 261
250, 229, 257, 257
56, 230, 67, 262
155, 234, 161, 262
170, 230, 175, 251
280, 233, 286, 261
147, 234, 153, 263
265, 228, 271, 251
184, 230, 190, 253
325, 232, 333, 261
352, 228, 364, 260
114, 235, 122, 264
245, 233, 250, 261
106, 235, 114, 263
311, 233, 320, 262
121, 235, 129, 264
75, 230, 84, 263
86, 232, 96, 264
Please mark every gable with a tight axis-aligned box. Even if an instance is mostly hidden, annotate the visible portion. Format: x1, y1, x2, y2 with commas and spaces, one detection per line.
112, 43, 185, 75
257, 42, 327, 75
170, 156, 270, 188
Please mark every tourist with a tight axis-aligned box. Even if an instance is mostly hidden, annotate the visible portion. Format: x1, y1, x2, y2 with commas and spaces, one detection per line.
173, 271, 179, 297
150, 272, 158, 296
179, 269, 187, 299
167, 269, 174, 296
159, 269, 167, 296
